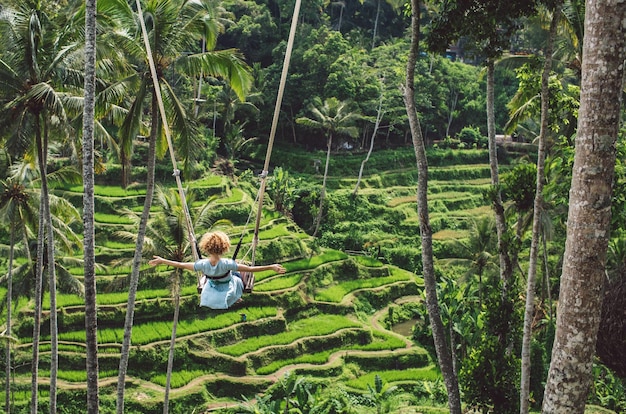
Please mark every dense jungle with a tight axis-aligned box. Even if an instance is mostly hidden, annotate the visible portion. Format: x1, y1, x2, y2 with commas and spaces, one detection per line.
1, 0, 626, 413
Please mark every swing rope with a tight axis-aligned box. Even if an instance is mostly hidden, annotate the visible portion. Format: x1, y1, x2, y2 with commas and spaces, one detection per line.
250, 0, 302, 266
135, 0, 301, 279
135, 0, 200, 288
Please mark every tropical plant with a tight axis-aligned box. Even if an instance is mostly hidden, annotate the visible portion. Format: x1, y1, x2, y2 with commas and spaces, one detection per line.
402, 1, 462, 413
115, 185, 230, 413
296, 97, 361, 236
109, 0, 252, 411
0, 1, 89, 409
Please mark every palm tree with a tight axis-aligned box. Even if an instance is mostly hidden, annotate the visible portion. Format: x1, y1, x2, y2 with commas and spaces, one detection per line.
111, 0, 252, 411
0, 2, 85, 411
519, 2, 562, 413
296, 97, 361, 237
82, 0, 99, 410
454, 217, 498, 306
115, 186, 230, 414
0, 177, 36, 414
402, 0, 462, 412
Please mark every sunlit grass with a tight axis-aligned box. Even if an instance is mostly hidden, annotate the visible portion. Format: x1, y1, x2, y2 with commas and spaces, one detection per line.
94, 212, 134, 225
255, 332, 409, 375
49, 306, 278, 345
345, 366, 440, 390
315, 268, 413, 302
150, 370, 206, 388
217, 314, 360, 356
43, 285, 200, 309
64, 184, 146, 197
255, 273, 303, 291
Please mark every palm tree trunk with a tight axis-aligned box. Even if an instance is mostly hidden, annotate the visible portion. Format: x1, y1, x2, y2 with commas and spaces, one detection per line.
163, 275, 181, 414
542, 0, 626, 411
486, 60, 513, 292
43, 160, 58, 414
31, 120, 45, 414
402, 0, 462, 412
520, 4, 560, 413
116, 93, 159, 414
6, 222, 14, 414
83, 0, 99, 410
312, 134, 332, 237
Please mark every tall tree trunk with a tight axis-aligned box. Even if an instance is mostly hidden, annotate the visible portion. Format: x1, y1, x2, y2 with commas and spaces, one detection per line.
486, 61, 513, 291
116, 93, 159, 414
312, 133, 332, 237
542, 0, 626, 411
83, 0, 99, 411
5, 222, 14, 414
31, 119, 45, 414
163, 275, 181, 414
520, 4, 560, 413
402, 0, 462, 413
43, 149, 58, 414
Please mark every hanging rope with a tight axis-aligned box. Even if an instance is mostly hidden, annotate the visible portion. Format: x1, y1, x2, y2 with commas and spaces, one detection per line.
134, 0, 201, 285
135, 0, 301, 276
250, 0, 302, 265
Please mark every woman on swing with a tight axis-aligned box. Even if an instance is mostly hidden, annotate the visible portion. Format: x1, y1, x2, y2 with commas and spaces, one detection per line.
149, 231, 286, 309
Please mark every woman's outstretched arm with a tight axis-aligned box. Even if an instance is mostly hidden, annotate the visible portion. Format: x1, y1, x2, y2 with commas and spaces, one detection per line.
149, 255, 195, 271
237, 263, 286, 274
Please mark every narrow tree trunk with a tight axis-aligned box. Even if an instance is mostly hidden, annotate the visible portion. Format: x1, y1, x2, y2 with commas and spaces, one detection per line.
312, 134, 332, 237
116, 94, 159, 414
5, 223, 14, 414
520, 5, 560, 412
402, 0, 462, 413
542, 0, 626, 411
354, 92, 384, 195
31, 119, 46, 414
372, 0, 381, 49
83, 0, 99, 410
163, 276, 181, 414
43, 158, 58, 414
486, 61, 513, 291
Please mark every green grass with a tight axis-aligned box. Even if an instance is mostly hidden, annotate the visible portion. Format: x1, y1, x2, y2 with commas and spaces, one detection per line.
241, 223, 294, 243
150, 370, 207, 388
101, 240, 136, 249
39, 369, 119, 382
189, 175, 224, 187
282, 250, 348, 273
216, 314, 361, 356
51, 306, 278, 345
345, 366, 441, 389
94, 212, 134, 225
216, 188, 245, 204
254, 332, 409, 375
255, 351, 335, 374
315, 270, 413, 302
254, 273, 303, 291
63, 184, 146, 197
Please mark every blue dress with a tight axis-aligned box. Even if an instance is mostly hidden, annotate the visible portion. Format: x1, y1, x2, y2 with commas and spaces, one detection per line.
194, 258, 243, 309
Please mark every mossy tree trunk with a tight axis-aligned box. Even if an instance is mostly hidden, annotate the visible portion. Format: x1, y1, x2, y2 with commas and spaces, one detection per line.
542, 0, 626, 411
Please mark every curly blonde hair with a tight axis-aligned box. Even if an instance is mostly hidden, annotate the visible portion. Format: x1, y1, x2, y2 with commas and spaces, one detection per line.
198, 231, 231, 256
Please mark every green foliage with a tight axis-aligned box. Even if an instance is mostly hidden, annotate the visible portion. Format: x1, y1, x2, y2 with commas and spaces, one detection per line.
217, 314, 360, 356
588, 363, 626, 413
456, 126, 488, 149
460, 276, 523, 414
345, 367, 440, 390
